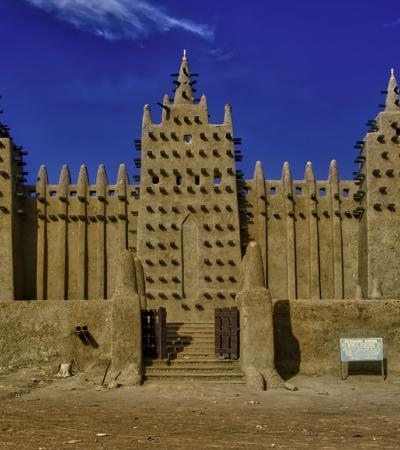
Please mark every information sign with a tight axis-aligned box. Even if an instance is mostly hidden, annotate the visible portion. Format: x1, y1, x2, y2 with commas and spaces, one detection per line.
339, 338, 384, 380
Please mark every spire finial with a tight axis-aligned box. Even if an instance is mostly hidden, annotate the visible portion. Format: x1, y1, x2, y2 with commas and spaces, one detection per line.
173, 50, 194, 105
304, 161, 315, 181
385, 68, 399, 111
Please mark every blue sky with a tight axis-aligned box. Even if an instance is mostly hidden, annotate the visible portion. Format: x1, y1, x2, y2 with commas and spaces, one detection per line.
0, 0, 399, 184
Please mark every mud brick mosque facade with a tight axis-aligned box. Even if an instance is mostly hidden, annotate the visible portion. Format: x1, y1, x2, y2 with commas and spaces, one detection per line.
1, 51, 400, 306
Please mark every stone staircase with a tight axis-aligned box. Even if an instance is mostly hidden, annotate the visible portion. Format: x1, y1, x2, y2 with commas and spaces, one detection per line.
144, 322, 245, 383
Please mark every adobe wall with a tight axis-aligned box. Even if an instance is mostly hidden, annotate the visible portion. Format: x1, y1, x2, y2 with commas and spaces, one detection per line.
1, 299, 399, 378
0, 300, 112, 371
274, 299, 400, 376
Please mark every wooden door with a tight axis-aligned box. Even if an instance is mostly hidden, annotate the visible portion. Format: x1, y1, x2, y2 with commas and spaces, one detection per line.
215, 307, 239, 359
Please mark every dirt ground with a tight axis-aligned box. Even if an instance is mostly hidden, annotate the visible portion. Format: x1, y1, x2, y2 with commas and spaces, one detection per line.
0, 365, 399, 450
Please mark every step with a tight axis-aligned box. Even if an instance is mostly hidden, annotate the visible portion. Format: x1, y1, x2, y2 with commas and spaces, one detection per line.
167, 348, 215, 355
145, 365, 241, 373
167, 328, 215, 336
144, 371, 244, 381
169, 352, 218, 359
168, 322, 214, 327
151, 357, 238, 364
145, 379, 246, 384
167, 346, 215, 352
167, 331, 214, 337
144, 356, 236, 363
172, 355, 231, 361
167, 338, 214, 344
144, 369, 244, 376
167, 347, 215, 357
145, 361, 239, 368
167, 334, 214, 339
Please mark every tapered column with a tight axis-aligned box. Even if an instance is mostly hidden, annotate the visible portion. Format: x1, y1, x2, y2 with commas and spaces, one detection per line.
96, 165, 108, 299
305, 162, 320, 299
77, 165, 88, 299
36, 165, 48, 300
117, 164, 129, 252
282, 162, 296, 299
253, 161, 268, 284
329, 160, 343, 299
55, 165, 70, 300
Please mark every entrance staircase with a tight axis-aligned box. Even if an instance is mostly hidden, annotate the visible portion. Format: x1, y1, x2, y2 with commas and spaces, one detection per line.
144, 322, 245, 383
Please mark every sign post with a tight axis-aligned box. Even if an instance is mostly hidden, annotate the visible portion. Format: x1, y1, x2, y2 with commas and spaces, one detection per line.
339, 338, 384, 380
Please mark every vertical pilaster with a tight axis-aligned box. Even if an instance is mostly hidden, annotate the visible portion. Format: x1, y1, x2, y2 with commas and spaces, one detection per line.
252, 161, 268, 284
77, 165, 88, 299
55, 165, 70, 300
36, 165, 48, 299
117, 164, 128, 252
0, 137, 15, 300
96, 165, 107, 299
305, 162, 320, 299
282, 162, 296, 299
329, 160, 344, 299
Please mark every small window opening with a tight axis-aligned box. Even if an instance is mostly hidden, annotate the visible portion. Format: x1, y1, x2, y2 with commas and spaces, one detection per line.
152, 175, 160, 184
89, 191, 96, 197
295, 187, 302, 196
70, 191, 77, 197
183, 135, 192, 144
319, 187, 326, 197
29, 191, 36, 198
194, 175, 200, 185
214, 170, 222, 185
176, 176, 183, 186
108, 190, 115, 196
342, 188, 350, 198
50, 191, 57, 197
270, 187, 276, 196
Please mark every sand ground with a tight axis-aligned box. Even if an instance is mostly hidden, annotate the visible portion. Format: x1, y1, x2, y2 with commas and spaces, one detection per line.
0, 365, 399, 450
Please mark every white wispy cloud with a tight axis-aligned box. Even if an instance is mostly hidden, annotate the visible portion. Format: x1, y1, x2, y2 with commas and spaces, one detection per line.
205, 48, 236, 62
384, 18, 400, 28
24, 0, 215, 41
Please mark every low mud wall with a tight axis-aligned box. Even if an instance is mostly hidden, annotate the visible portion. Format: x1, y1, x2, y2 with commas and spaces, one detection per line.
0, 300, 112, 372
1, 299, 400, 377
274, 299, 400, 376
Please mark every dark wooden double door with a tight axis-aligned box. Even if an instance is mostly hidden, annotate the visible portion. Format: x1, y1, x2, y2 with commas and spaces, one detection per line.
141, 307, 239, 360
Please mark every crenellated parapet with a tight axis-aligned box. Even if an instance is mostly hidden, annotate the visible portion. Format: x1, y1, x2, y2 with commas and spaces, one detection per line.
27, 164, 140, 300
242, 159, 359, 300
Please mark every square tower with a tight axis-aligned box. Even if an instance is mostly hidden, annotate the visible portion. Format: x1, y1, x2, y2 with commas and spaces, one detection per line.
137, 51, 242, 305
358, 70, 400, 298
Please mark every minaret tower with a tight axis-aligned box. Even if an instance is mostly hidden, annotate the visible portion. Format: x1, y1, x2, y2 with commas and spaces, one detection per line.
357, 69, 400, 298
0, 115, 27, 300
137, 51, 242, 307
